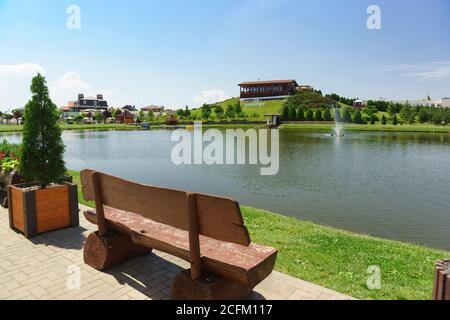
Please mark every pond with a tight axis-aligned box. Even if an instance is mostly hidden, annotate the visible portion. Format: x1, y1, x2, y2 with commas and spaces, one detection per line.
2, 128, 450, 250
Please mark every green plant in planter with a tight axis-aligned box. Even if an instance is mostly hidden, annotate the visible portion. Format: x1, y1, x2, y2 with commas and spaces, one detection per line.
2, 158, 20, 173
20, 73, 66, 187
0, 140, 22, 174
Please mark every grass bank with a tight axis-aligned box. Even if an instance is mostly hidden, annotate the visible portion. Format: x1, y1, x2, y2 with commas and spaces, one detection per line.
68, 170, 448, 300
0, 123, 138, 133
281, 122, 450, 133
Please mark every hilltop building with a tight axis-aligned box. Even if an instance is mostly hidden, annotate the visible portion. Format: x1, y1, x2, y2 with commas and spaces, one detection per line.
238, 80, 311, 101
353, 99, 367, 109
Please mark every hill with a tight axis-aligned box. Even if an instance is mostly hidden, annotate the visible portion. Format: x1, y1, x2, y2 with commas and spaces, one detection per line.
190, 97, 286, 121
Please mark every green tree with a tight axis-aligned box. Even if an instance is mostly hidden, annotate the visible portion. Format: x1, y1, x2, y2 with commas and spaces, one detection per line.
381, 115, 387, 125
417, 108, 429, 123
20, 74, 66, 188
323, 109, 332, 121
93, 112, 103, 122
147, 109, 154, 120
235, 100, 242, 114
315, 110, 323, 121
353, 110, 364, 124
176, 108, 185, 118
388, 103, 397, 116
281, 105, 289, 121
225, 104, 235, 119
74, 114, 84, 123
201, 104, 212, 119
112, 108, 122, 119
296, 108, 305, 121
306, 109, 314, 121
137, 110, 144, 120
370, 114, 376, 125
215, 105, 224, 119
392, 114, 398, 125
103, 110, 112, 124
289, 106, 297, 121
184, 106, 191, 118
342, 109, 352, 123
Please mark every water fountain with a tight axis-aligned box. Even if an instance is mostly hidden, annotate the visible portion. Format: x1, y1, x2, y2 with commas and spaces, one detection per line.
330, 105, 344, 137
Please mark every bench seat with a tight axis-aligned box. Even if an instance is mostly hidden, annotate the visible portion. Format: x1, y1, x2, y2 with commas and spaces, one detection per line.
84, 207, 277, 288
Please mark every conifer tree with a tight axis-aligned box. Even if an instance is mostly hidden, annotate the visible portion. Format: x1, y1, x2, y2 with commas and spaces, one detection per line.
20, 74, 66, 188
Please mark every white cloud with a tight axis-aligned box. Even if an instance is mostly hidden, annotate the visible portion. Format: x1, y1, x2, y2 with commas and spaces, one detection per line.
50, 71, 128, 107
0, 63, 46, 76
375, 61, 450, 80
194, 89, 229, 105
0, 63, 46, 110
50, 71, 92, 106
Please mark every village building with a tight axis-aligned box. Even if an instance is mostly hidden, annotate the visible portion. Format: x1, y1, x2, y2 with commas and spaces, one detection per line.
122, 105, 138, 113
60, 94, 109, 119
117, 109, 135, 124
141, 105, 165, 117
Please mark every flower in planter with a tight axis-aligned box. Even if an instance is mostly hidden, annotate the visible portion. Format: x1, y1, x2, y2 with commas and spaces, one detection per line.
20, 74, 66, 188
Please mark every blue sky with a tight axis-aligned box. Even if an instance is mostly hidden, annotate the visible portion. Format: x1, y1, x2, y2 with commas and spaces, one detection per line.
0, 0, 449, 110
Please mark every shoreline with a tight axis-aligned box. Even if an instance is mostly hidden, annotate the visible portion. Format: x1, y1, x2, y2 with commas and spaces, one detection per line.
69, 170, 449, 300
0, 122, 448, 134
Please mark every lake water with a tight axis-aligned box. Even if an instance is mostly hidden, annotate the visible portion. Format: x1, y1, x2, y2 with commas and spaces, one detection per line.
2, 128, 450, 250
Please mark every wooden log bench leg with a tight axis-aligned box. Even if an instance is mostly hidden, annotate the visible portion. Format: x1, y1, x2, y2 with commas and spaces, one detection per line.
84, 231, 150, 271
433, 259, 450, 300
171, 269, 252, 300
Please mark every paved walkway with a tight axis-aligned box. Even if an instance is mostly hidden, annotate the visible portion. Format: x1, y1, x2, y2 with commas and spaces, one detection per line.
0, 204, 354, 300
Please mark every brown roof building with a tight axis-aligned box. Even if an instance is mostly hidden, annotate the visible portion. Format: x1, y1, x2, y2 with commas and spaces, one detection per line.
238, 80, 299, 100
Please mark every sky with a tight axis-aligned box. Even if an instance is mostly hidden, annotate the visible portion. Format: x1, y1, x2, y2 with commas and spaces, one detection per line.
0, 0, 449, 111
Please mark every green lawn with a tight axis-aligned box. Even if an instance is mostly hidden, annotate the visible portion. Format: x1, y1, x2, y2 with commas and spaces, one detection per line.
190, 97, 286, 121
0, 123, 138, 133
281, 122, 450, 133
69, 170, 448, 300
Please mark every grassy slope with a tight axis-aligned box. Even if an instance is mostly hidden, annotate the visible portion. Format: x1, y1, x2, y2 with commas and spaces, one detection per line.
69, 170, 449, 300
0, 123, 137, 133
191, 97, 286, 120
281, 123, 450, 133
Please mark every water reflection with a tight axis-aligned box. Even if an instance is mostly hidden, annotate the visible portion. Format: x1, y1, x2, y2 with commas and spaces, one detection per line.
0, 129, 449, 250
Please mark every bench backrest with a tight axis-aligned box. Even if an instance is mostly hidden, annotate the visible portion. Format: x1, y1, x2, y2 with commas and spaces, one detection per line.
80, 169, 251, 246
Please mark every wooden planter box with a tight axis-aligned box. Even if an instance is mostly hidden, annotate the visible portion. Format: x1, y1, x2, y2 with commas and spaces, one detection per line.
8, 183, 79, 238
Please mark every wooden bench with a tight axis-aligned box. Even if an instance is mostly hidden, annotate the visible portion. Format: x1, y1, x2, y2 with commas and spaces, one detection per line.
80, 169, 277, 300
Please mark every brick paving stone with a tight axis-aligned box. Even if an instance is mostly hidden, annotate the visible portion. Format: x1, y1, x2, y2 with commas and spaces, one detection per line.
0, 204, 354, 300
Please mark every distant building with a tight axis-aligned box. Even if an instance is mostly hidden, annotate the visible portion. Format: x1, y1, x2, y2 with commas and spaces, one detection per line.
117, 109, 135, 124
73, 94, 108, 111
402, 95, 450, 108
353, 99, 367, 109
298, 85, 314, 91
60, 94, 109, 119
141, 105, 165, 117
122, 105, 138, 113
238, 80, 300, 100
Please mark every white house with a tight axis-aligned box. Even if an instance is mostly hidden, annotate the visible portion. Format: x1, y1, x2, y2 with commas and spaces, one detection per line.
403, 96, 450, 108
